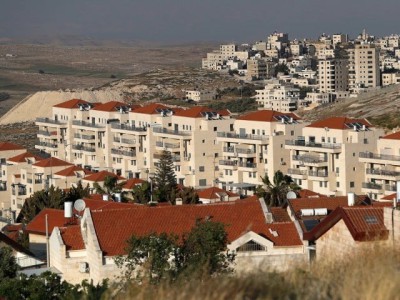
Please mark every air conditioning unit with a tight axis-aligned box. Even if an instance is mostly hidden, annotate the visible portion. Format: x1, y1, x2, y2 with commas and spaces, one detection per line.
78, 262, 89, 273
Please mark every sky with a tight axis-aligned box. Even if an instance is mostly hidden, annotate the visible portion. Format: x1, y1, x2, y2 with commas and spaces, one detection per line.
1, 0, 399, 44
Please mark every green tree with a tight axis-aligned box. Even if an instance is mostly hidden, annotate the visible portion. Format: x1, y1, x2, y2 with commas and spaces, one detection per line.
115, 233, 178, 283
131, 182, 151, 204
154, 151, 177, 202
180, 220, 235, 278
93, 175, 125, 195
274, 63, 289, 76
259, 170, 297, 207
64, 181, 91, 203
0, 247, 18, 280
18, 186, 65, 224
174, 186, 199, 205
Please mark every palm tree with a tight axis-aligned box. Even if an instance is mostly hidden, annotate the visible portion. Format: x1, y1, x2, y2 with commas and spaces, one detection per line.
259, 170, 297, 207
93, 175, 126, 200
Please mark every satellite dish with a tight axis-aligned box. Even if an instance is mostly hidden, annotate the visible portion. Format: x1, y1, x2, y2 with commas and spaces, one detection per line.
74, 199, 86, 213
286, 191, 297, 199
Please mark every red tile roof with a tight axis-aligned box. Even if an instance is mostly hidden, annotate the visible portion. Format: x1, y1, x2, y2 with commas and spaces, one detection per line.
197, 187, 239, 200
381, 193, 396, 201
59, 226, 85, 250
131, 103, 170, 115
8, 152, 43, 163
237, 110, 301, 122
304, 207, 388, 242
174, 106, 230, 118
382, 131, 400, 140
91, 101, 129, 112
0, 232, 36, 257
122, 178, 145, 189
54, 165, 93, 177
296, 189, 325, 198
83, 170, 125, 182
90, 197, 303, 256
32, 157, 73, 168
0, 142, 25, 151
53, 99, 90, 109
270, 207, 292, 222
306, 117, 372, 130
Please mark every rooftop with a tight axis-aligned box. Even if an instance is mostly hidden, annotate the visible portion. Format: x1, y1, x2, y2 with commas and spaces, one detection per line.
0, 142, 25, 152
53, 99, 90, 109
32, 157, 73, 168
306, 117, 372, 130
83, 170, 125, 182
237, 110, 300, 122
8, 152, 43, 163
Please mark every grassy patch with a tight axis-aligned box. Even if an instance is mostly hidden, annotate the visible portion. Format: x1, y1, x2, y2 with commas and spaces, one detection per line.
370, 112, 400, 129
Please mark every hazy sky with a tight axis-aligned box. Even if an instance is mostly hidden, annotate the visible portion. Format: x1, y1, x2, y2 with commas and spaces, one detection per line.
1, 0, 399, 43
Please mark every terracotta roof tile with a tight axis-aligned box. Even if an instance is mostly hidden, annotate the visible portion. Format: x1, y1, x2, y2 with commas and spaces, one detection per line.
174, 106, 230, 118
91, 101, 129, 112
381, 193, 396, 201
32, 157, 73, 168
382, 131, 400, 140
306, 117, 372, 130
131, 103, 170, 115
0, 142, 25, 151
122, 178, 145, 189
0, 232, 36, 256
90, 197, 303, 256
197, 187, 239, 200
83, 170, 125, 182
237, 110, 301, 122
59, 225, 85, 250
53, 99, 90, 109
296, 189, 325, 198
54, 165, 93, 177
304, 207, 388, 242
8, 152, 43, 163
270, 207, 292, 222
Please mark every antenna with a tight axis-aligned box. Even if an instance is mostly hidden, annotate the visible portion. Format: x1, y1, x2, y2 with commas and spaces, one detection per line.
74, 199, 86, 215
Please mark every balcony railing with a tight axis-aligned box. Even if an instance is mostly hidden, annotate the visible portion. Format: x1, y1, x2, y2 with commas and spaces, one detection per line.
285, 140, 341, 149
36, 117, 66, 125
75, 133, 96, 140
366, 168, 400, 177
308, 170, 328, 177
359, 152, 400, 162
153, 153, 181, 162
72, 144, 96, 152
287, 168, 307, 176
72, 120, 105, 129
292, 155, 328, 164
217, 132, 269, 141
236, 148, 256, 154
38, 130, 51, 136
238, 162, 257, 168
385, 184, 397, 191
362, 182, 382, 190
153, 127, 192, 136
219, 160, 237, 166
114, 137, 136, 144
223, 147, 235, 153
111, 123, 147, 132
111, 148, 136, 157
37, 142, 58, 148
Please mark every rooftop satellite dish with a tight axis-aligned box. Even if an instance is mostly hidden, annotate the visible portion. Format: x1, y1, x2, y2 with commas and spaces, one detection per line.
286, 191, 297, 199
74, 199, 86, 213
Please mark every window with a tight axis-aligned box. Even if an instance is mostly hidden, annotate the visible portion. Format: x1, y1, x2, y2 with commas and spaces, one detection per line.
202, 139, 205, 143
214, 127, 217, 132
199, 179, 207, 186
336, 182, 340, 188
199, 166, 205, 172
237, 240, 265, 252
350, 182, 355, 188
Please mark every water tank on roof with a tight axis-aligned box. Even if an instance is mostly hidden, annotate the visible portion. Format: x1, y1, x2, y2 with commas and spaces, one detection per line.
300, 209, 314, 216
64, 201, 73, 218
314, 208, 328, 216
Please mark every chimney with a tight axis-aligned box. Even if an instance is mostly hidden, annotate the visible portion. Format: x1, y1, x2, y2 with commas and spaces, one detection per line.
266, 212, 273, 223
64, 201, 73, 218
175, 198, 183, 206
347, 192, 355, 206
102, 194, 109, 201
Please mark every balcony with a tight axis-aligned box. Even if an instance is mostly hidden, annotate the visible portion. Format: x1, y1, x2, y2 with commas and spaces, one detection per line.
292, 155, 328, 166
217, 132, 269, 142
155, 141, 180, 149
36, 117, 67, 126
36, 142, 58, 149
219, 160, 238, 169
362, 182, 383, 190
287, 168, 307, 178
238, 162, 257, 169
153, 127, 192, 137
236, 148, 256, 158
366, 168, 400, 178
359, 152, 400, 163
111, 148, 136, 157
385, 184, 397, 192
111, 123, 147, 133
75, 133, 96, 140
113, 137, 136, 145
72, 144, 96, 152
308, 170, 328, 177
285, 140, 341, 151
153, 153, 181, 162
72, 120, 105, 129
38, 130, 52, 136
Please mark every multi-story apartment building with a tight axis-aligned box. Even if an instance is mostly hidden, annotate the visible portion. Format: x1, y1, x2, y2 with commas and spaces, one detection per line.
347, 43, 380, 93
318, 58, 349, 93
220, 44, 237, 59
246, 58, 274, 80
216, 110, 305, 194
332, 34, 348, 45
285, 117, 384, 196
382, 72, 400, 86
255, 81, 300, 112
359, 131, 400, 199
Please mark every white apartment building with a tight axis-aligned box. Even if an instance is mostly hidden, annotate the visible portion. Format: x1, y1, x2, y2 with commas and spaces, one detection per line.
332, 34, 348, 45
285, 117, 384, 196
382, 72, 400, 86
347, 43, 380, 93
318, 58, 349, 93
220, 44, 237, 59
216, 110, 305, 194
246, 58, 274, 80
255, 81, 300, 112
359, 131, 400, 199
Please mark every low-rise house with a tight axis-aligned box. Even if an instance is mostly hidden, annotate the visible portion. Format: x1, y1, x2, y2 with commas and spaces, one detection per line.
185, 89, 216, 102
196, 186, 239, 204
49, 197, 306, 284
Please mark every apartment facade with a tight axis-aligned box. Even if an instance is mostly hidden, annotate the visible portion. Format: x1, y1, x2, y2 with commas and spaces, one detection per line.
318, 58, 349, 93
216, 110, 305, 194
347, 43, 380, 93
255, 81, 300, 112
246, 58, 274, 80
285, 117, 384, 196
